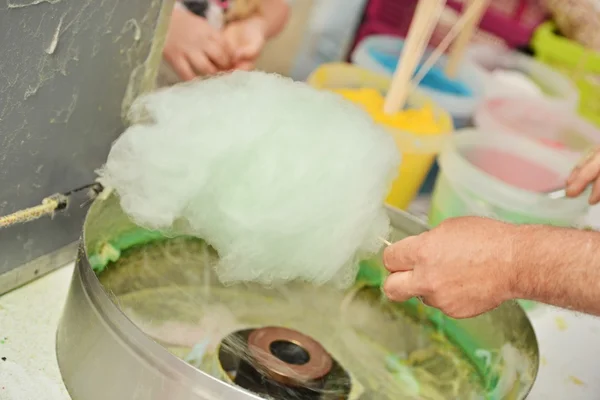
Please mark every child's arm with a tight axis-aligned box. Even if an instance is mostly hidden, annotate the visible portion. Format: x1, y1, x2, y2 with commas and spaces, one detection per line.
258, 0, 290, 39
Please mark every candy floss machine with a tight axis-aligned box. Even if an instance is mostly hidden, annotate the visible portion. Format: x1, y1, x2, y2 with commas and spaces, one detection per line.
55, 194, 539, 400
0, 1, 539, 399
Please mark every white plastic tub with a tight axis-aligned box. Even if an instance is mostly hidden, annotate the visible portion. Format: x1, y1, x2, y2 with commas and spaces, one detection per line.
351, 35, 487, 128
466, 44, 579, 109
429, 129, 590, 228
475, 97, 600, 160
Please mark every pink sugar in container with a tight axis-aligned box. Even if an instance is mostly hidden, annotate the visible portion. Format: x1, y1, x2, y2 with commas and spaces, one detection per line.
429, 129, 590, 229
474, 97, 600, 161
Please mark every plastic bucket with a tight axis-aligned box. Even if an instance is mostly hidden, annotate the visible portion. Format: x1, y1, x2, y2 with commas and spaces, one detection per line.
466, 44, 579, 109
429, 129, 590, 228
350, 35, 487, 129
532, 22, 600, 128
307, 63, 453, 210
475, 97, 600, 160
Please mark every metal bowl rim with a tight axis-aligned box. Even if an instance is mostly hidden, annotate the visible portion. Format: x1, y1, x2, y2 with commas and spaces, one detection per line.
77, 204, 540, 399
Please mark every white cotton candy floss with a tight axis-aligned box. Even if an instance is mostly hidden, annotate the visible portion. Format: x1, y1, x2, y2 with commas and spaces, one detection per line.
98, 71, 401, 288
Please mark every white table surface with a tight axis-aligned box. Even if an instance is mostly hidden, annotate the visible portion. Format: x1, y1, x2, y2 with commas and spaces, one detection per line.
0, 264, 72, 400
2, 207, 600, 399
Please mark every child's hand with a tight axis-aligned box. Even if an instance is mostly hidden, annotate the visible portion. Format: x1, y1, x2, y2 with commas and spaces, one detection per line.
163, 5, 232, 80
223, 15, 267, 70
566, 147, 600, 204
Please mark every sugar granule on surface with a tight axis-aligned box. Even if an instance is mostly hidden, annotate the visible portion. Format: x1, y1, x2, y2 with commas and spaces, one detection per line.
98, 71, 401, 288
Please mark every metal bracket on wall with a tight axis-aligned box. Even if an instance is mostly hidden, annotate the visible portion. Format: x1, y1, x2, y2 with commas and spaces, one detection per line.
0, 182, 103, 231
0, 182, 104, 295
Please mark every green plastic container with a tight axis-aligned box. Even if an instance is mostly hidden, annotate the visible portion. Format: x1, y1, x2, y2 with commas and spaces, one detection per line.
531, 22, 600, 128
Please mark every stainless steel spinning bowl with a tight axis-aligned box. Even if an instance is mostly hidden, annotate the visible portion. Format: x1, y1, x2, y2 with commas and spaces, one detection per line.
56, 195, 539, 400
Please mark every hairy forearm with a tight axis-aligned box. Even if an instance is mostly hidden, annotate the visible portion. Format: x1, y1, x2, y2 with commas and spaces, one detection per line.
258, 0, 290, 38
512, 224, 600, 314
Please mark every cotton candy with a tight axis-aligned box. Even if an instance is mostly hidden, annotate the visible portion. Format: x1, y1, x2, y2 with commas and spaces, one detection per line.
98, 71, 400, 288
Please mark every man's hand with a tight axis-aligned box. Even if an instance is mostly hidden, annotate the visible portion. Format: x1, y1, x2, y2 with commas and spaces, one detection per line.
382, 217, 521, 318
223, 15, 267, 71
567, 147, 600, 204
163, 6, 232, 80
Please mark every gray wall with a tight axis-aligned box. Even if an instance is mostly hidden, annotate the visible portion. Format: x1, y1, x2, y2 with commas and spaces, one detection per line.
0, 0, 173, 292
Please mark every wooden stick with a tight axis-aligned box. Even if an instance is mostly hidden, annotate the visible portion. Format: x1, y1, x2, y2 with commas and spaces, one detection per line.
379, 237, 392, 246
411, 0, 491, 89
445, 0, 490, 78
383, 0, 447, 114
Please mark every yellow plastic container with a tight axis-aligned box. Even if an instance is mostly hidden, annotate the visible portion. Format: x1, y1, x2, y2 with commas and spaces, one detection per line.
307, 63, 453, 209
531, 22, 600, 128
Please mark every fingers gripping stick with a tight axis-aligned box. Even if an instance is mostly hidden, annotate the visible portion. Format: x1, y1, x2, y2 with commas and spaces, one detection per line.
380, 235, 424, 304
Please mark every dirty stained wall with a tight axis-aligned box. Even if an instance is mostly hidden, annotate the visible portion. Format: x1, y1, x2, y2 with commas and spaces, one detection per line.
0, 0, 174, 292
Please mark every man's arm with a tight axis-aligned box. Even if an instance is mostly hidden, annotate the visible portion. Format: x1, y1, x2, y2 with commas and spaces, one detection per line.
383, 146, 600, 319
513, 224, 600, 315
382, 216, 600, 318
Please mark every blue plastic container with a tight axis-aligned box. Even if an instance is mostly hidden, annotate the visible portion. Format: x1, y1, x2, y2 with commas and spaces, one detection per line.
351, 35, 487, 129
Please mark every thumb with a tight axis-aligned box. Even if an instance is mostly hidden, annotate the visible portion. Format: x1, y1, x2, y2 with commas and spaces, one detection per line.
383, 235, 419, 272
383, 271, 418, 302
